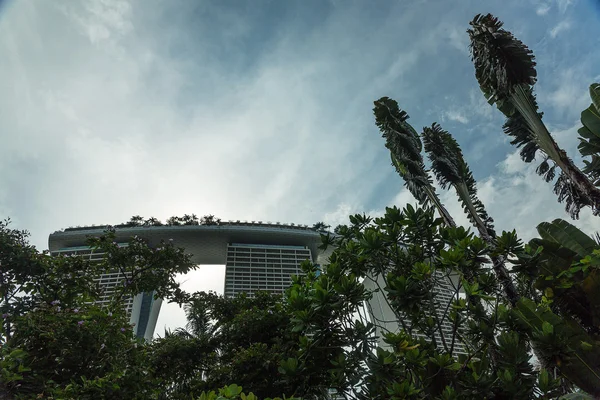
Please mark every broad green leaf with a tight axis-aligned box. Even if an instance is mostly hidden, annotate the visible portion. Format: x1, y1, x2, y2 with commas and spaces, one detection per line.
542, 321, 554, 335
223, 384, 243, 397
538, 368, 549, 392
536, 219, 597, 258
581, 341, 593, 351
581, 106, 600, 139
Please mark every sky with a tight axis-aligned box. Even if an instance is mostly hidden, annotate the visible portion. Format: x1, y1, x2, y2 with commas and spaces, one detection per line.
1, 0, 599, 335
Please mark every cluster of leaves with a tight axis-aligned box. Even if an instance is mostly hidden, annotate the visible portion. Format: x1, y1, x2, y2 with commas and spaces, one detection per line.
578, 83, 600, 186
149, 291, 305, 399
311, 222, 331, 232
1, 303, 152, 399
362, 12, 600, 398
0, 220, 312, 399
125, 214, 222, 227
0, 220, 197, 399
5, 206, 598, 398
87, 229, 195, 305
197, 384, 299, 400
283, 205, 573, 399
1, 219, 103, 341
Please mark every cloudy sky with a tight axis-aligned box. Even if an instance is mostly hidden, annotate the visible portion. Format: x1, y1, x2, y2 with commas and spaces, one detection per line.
1, 0, 599, 334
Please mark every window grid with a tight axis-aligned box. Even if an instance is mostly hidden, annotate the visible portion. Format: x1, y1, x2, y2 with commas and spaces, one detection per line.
224, 244, 311, 298
51, 247, 136, 317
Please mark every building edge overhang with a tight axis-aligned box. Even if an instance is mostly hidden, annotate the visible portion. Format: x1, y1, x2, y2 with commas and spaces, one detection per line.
48, 224, 327, 265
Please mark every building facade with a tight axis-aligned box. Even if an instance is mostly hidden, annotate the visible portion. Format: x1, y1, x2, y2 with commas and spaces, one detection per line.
48, 221, 324, 339
49, 245, 162, 340
49, 221, 462, 353
363, 271, 466, 355
224, 243, 312, 298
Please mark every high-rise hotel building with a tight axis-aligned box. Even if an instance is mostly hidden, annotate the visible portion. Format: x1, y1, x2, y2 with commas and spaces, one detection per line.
49, 220, 462, 354
48, 221, 324, 339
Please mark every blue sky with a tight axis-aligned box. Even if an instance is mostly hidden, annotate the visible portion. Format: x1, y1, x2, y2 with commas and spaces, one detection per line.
1, 0, 599, 333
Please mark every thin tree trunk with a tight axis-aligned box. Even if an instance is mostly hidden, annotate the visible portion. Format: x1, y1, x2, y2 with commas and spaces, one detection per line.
455, 183, 520, 307
423, 185, 457, 228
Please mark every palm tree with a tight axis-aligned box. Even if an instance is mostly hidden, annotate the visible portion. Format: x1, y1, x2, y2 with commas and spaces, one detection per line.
468, 14, 600, 219
373, 97, 456, 227
422, 123, 520, 306
312, 222, 331, 232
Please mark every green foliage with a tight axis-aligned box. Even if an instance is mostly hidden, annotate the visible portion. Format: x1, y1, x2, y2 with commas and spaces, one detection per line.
421, 123, 495, 238
2, 304, 156, 399
196, 384, 299, 400
150, 291, 304, 399
578, 83, 600, 186
311, 221, 330, 232
88, 229, 195, 305
0, 219, 197, 399
498, 217, 600, 396
125, 214, 222, 227
1, 219, 104, 341
4, 208, 600, 398
373, 98, 456, 227
286, 205, 568, 399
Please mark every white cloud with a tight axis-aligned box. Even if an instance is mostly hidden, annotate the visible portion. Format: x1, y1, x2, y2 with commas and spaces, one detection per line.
324, 203, 358, 228
549, 20, 571, 38
155, 265, 225, 337
385, 148, 598, 245
1, 0, 598, 335
556, 0, 575, 13
446, 26, 470, 55
443, 110, 470, 124
536, 3, 551, 15
1, 0, 472, 250
541, 68, 590, 119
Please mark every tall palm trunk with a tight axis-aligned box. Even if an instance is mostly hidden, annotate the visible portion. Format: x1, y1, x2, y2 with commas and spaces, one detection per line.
455, 182, 519, 306
423, 184, 456, 228
391, 155, 456, 227
423, 124, 520, 307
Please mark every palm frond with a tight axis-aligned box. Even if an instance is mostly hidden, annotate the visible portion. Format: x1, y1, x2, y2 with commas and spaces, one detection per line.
468, 13, 537, 107
553, 172, 591, 219
374, 97, 422, 154
591, 82, 600, 112
502, 91, 544, 163
374, 98, 457, 227
374, 100, 433, 199
535, 158, 557, 183
422, 123, 495, 236
421, 123, 461, 189
374, 98, 425, 180
470, 14, 600, 218
390, 155, 432, 205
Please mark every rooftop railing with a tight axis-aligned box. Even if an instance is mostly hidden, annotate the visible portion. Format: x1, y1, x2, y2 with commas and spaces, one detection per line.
56, 220, 316, 234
